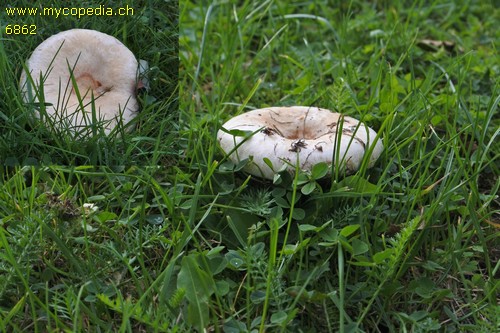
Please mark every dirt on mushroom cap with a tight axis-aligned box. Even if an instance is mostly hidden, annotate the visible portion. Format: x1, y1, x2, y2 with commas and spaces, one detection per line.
218, 106, 384, 179
19, 29, 139, 135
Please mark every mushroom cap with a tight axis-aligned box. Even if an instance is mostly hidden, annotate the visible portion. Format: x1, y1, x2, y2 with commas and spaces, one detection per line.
19, 29, 139, 134
217, 106, 384, 179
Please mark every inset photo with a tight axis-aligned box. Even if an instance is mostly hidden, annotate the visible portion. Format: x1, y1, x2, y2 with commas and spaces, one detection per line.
1, 1, 178, 165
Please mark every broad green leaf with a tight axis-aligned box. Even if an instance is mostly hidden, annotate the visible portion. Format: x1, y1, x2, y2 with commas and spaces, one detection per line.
373, 248, 394, 264
311, 162, 329, 179
208, 256, 227, 275
301, 181, 316, 195
218, 160, 235, 172
340, 224, 360, 237
298, 224, 318, 232
250, 290, 266, 304
263, 157, 274, 171
215, 280, 230, 296
187, 301, 210, 332
270, 311, 288, 324
274, 196, 290, 208
249, 242, 265, 257
409, 310, 431, 321
351, 238, 369, 255
145, 214, 164, 225
206, 246, 225, 257
296, 172, 310, 185
178, 256, 215, 302
87, 195, 106, 201
158, 257, 179, 304
224, 319, 247, 333
228, 257, 245, 270
282, 244, 298, 255
431, 115, 443, 126
339, 175, 379, 194
320, 228, 339, 242
235, 158, 250, 171
177, 255, 215, 331
292, 208, 305, 220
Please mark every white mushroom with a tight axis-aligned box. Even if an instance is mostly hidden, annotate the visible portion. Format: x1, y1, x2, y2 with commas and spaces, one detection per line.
20, 29, 139, 134
218, 106, 384, 179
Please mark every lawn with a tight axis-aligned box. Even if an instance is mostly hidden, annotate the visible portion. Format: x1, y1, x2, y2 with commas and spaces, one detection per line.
1, 0, 499, 332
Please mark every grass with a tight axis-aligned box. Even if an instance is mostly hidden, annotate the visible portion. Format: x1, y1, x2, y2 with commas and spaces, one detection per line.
0, 0, 178, 165
1, 0, 499, 332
